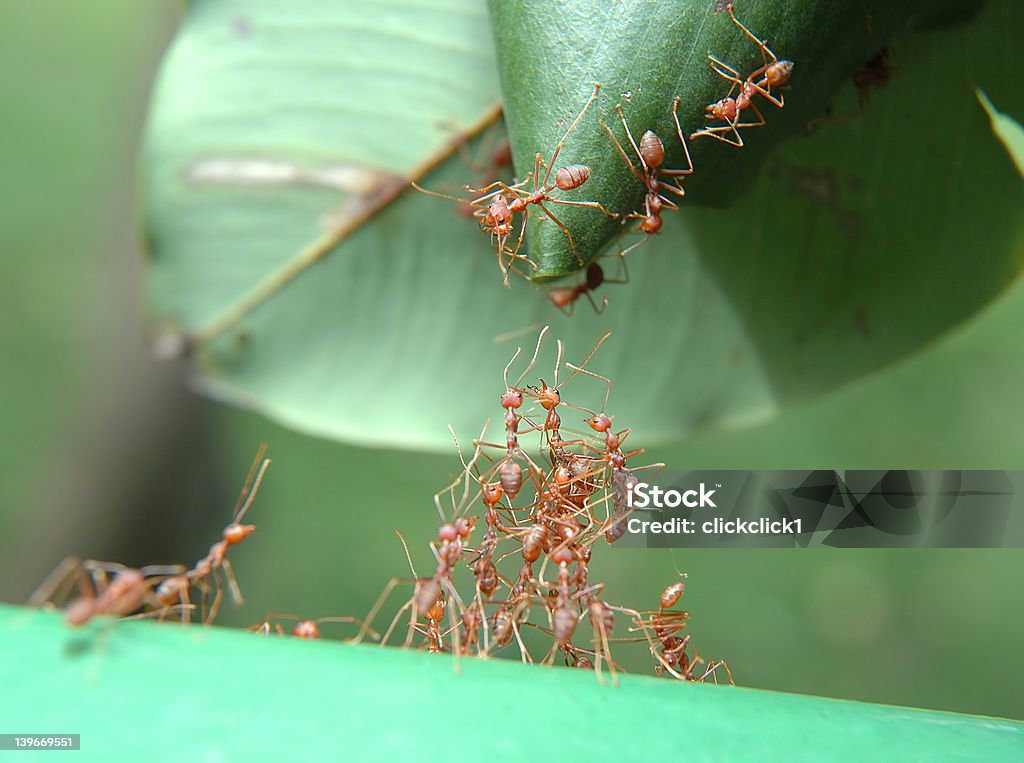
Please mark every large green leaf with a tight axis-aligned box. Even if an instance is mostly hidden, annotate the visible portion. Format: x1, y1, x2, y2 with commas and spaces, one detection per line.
3, 605, 1022, 761
491, 0, 989, 276
144, 0, 1023, 452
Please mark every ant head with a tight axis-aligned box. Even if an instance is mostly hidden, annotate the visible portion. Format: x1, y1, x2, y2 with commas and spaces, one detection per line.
586, 413, 613, 433
293, 620, 320, 639
480, 480, 504, 507
224, 523, 256, 545
536, 381, 560, 410
500, 388, 523, 409
454, 516, 476, 538
640, 215, 662, 234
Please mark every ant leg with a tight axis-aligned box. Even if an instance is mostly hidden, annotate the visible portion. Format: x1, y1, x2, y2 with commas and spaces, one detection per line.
726, 2, 779, 67
743, 70, 786, 108
379, 598, 415, 647
28, 556, 88, 608
691, 124, 746, 148
601, 121, 645, 185
434, 423, 489, 520
708, 54, 744, 88
410, 182, 475, 206
221, 558, 244, 605
559, 330, 612, 398
544, 197, 619, 218
318, 616, 376, 640
655, 190, 682, 209
205, 574, 225, 625
662, 97, 696, 190
533, 202, 583, 265
139, 564, 187, 577
583, 290, 609, 315
563, 363, 613, 417
543, 83, 601, 187
352, 577, 414, 644
696, 99, 766, 146
604, 252, 630, 285
465, 177, 531, 198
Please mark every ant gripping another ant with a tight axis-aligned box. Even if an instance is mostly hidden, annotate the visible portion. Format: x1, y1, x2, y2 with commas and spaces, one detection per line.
692, 2, 795, 147
356, 327, 729, 683
414, 84, 618, 286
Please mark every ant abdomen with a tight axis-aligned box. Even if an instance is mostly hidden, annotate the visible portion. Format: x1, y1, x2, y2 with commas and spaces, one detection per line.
554, 164, 591, 191
639, 131, 665, 168
500, 459, 523, 499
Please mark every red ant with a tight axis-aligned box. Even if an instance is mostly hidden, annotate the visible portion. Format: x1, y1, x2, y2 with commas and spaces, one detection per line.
415, 85, 617, 285
29, 557, 186, 627
251, 612, 373, 640
546, 256, 629, 315
631, 580, 734, 683
692, 3, 795, 147
602, 98, 694, 237
451, 124, 513, 219
852, 48, 893, 114
155, 447, 270, 624
361, 522, 474, 661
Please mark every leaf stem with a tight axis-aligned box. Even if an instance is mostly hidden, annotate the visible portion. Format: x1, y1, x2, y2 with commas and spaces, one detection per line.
186, 102, 504, 350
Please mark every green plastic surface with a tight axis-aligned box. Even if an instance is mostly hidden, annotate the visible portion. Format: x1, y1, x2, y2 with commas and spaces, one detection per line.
1, 604, 1020, 761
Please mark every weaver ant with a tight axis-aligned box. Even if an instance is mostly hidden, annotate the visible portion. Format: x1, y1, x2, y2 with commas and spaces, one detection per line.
29, 557, 185, 627
692, 3, 795, 147
602, 98, 694, 237
546, 256, 629, 315
415, 85, 617, 285
251, 613, 373, 640
156, 447, 270, 624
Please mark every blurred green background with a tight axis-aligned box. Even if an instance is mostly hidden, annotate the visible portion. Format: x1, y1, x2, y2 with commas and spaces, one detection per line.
1, 1, 1021, 722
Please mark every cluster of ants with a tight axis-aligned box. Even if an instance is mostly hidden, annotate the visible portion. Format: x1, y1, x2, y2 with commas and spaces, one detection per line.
350, 327, 732, 684
29, 329, 730, 686
416, 3, 794, 313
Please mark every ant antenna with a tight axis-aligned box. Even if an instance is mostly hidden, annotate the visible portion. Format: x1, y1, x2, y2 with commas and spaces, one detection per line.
235, 456, 272, 523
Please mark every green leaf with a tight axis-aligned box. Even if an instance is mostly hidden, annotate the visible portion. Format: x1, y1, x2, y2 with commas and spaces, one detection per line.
144, 0, 1024, 452
489, 0, 990, 276
4, 604, 1022, 760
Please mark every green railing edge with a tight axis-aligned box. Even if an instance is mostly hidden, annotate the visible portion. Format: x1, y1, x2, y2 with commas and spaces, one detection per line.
1, 604, 1020, 761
